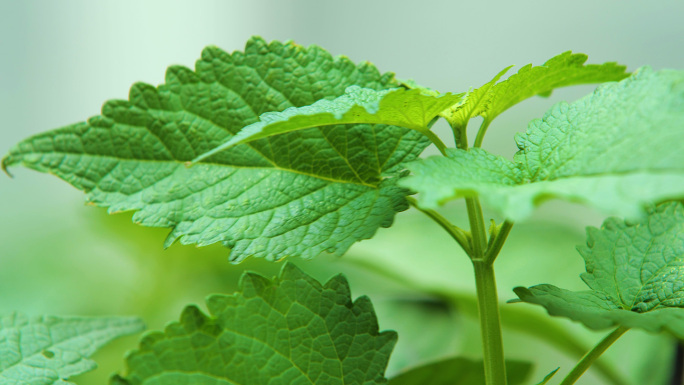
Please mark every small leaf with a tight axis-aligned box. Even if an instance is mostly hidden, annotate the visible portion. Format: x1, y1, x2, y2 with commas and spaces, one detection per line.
387, 357, 532, 385
2, 37, 430, 261
113, 263, 396, 385
402, 68, 684, 220
0, 313, 144, 385
193, 86, 462, 161
534, 367, 560, 385
444, 51, 628, 130
513, 202, 684, 337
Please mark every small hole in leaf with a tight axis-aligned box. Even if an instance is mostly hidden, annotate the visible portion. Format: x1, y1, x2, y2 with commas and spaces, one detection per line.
42, 350, 55, 358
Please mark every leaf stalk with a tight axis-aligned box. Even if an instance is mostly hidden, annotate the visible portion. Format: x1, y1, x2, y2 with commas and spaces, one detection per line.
559, 327, 629, 385
407, 197, 472, 255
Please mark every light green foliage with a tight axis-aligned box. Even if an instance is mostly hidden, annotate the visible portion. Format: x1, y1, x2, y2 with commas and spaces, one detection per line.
387, 357, 531, 385
193, 86, 462, 161
112, 263, 396, 385
0, 313, 143, 385
1, 37, 430, 262
402, 68, 684, 220
534, 368, 559, 385
514, 202, 684, 337
442, 51, 628, 130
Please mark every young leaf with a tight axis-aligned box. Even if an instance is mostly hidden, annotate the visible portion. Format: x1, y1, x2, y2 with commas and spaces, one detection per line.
111, 263, 396, 385
387, 357, 532, 385
534, 368, 559, 385
442, 51, 628, 133
193, 86, 462, 161
2, 37, 430, 261
513, 202, 684, 337
0, 313, 144, 385
402, 68, 684, 221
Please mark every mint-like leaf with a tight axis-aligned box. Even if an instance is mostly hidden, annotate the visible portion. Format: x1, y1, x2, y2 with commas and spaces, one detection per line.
444, 51, 627, 129
2, 37, 430, 261
402, 68, 684, 220
194, 86, 462, 161
388, 357, 531, 385
0, 313, 143, 385
112, 263, 396, 385
513, 202, 684, 337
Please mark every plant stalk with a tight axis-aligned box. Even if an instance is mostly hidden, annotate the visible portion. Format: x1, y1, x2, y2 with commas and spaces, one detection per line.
559, 326, 629, 385
474, 118, 492, 148
485, 220, 514, 264
407, 197, 472, 255
473, 259, 507, 385
466, 196, 506, 385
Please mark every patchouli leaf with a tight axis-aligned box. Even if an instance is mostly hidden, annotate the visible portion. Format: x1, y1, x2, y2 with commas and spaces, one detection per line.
444, 51, 627, 130
513, 202, 684, 338
2, 37, 430, 261
112, 263, 397, 385
388, 357, 531, 385
194, 86, 462, 161
402, 68, 684, 220
0, 313, 144, 385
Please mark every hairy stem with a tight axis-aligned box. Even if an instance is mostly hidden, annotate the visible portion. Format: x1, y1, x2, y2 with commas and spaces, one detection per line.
560, 327, 629, 385
407, 197, 472, 255
467, 197, 506, 385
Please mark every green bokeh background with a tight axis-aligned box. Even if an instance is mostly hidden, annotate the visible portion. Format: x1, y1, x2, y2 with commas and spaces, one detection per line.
1, 1, 683, 384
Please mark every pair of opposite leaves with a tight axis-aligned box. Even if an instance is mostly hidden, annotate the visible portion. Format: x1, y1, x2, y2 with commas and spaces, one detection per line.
7, 36, 682, 264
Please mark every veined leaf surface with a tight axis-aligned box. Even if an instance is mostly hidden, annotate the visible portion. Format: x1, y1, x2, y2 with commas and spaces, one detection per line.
194, 86, 462, 161
513, 202, 684, 337
112, 263, 396, 385
442, 51, 628, 130
0, 313, 143, 385
402, 68, 684, 221
2, 37, 430, 261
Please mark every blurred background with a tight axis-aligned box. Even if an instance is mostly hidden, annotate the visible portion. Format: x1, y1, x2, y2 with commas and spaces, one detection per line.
1, 1, 683, 384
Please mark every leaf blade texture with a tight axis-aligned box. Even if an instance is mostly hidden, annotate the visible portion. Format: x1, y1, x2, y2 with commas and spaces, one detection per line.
0, 313, 144, 385
513, 202, 684, 337
194, 86, 462, 161
444, 51, 628, 129
112, 263, 397, 385
402, 68, 684, 220
2, 37, 430, 261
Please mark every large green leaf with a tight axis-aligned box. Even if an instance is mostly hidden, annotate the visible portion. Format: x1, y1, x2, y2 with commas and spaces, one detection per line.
513, 202, 684, 337
441, 51, 628, 131
387, 357, 532, 385
0, 313, 143, 385
2, 37, 430, 261
401, 68, 684, 221
193, 86, 462, 161
111, 263, 396, 385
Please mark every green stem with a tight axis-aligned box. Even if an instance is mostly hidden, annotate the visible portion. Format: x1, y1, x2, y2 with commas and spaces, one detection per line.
466, 197, 488, 260
485, 220, 513, 264
474, 118, 492, 148
473, 260, 507, 385
422, 129, 449, 156
559, 327, 629, 385
466, 197, 506, 385
407, 197, 472, 255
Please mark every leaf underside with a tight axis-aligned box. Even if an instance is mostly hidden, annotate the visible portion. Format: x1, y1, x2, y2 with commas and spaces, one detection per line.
0, 313, 144, 385
402, 68, 684, 221
387, 357, 532, 385
2, 37, 430, 262
194, 86, 462, 161
112, 263, 397, 385
514, 202, 684, 338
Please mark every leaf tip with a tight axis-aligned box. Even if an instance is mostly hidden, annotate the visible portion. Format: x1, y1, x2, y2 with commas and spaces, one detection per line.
1, 156, 13, 178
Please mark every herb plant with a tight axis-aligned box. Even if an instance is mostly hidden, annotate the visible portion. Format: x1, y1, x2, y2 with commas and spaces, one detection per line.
2, 36, 684, 385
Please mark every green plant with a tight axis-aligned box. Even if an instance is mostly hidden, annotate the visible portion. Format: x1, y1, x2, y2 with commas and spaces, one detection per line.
2, 36, 683, 385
